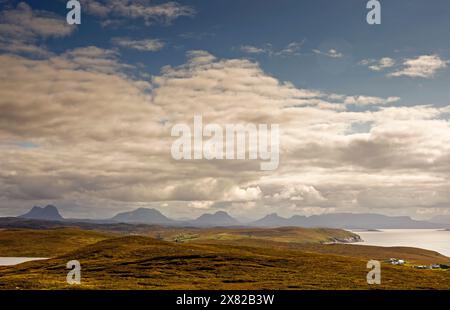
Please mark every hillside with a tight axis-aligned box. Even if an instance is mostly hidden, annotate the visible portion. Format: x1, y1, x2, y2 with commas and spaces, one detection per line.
208, 238, 450, 265
0, 227, 449, 290
0, 226, 359, 256
0, 235, 449, 290
159, 227, 362, 244
0, 228, 114, 257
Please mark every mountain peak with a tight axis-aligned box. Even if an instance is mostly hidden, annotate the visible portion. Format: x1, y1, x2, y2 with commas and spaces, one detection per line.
111, 208, 174, 225
266, 213, 282, 218
213, 211, 230, 217
190, 210, 239, 227
252, 212, 439, 229
20, 205, 64, 221
252, 213, 287, 227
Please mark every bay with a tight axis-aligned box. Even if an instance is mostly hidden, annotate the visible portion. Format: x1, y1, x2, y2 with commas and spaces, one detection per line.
354, 229, 450, 257
0, 257, 48, 266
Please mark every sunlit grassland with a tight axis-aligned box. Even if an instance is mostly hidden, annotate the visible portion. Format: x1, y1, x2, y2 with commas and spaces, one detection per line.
0, 227, 448, 290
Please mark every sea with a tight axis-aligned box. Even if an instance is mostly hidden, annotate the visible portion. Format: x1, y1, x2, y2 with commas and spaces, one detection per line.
0, 257, 48, 266
353, 229, 450, 257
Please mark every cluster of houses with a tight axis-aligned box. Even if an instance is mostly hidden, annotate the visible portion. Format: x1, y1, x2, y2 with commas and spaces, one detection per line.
387, 258, 405, 265
414, 264, 449, 270
387, 258, 449, 270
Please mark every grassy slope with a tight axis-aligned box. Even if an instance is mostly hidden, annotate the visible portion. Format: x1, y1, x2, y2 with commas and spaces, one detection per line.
0, 228, 114, 257
0, 226, 359, 257
142, 227, 361, 243
206, 238, 450, 265
292, 243, 450, 265
0, 234, 449, 290
151, 226, 450, 265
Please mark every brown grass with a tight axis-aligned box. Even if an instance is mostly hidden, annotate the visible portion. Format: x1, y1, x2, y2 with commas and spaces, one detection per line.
0, 230, 448, 290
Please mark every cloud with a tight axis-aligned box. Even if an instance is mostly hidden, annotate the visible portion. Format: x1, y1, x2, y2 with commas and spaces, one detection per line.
360, 57, 395, 71
0, 2, 75, 56
313, 48, 343, 58
275, 41, 304, 57
0, 39, 51, 57
238, 41, 304, 57
344, 95, 400, 106
179, 32, 215, 40
112, 37, 165, 51
81, 0, 195, 25
270, 185, 326, 203
1, 48, 449, 219
239, 45, 267, 54
371, 57, 395, 71
389, 55, 448, 78
225, 186, 262, 202
0, 2, 74, 39
61, 46, 126, 73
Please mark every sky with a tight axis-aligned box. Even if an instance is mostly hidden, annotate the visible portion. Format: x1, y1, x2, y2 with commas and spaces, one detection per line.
1, 0, 450, 220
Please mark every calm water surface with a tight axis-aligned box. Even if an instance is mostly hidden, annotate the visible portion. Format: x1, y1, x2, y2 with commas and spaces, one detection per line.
354, 229, 450, 257
0, 257, 48, 266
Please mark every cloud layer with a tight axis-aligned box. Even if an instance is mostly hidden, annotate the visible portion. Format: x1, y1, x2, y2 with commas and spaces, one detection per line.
1, 45, 450, 219
81, 0, 195, 25
0, 2, 449, 220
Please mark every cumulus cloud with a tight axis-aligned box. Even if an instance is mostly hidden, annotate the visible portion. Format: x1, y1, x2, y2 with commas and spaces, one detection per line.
0, 40, 51, 57
0, 2, 74, 39
270, 185, 326, 203
389, 55, 448, 78
0, 2, 75, 56
225, 186, 262, 202
360, 57, 395, 71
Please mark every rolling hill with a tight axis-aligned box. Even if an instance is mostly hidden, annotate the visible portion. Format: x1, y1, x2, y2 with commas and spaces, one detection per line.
0, 232, 449, 290
0, 228, 114, 257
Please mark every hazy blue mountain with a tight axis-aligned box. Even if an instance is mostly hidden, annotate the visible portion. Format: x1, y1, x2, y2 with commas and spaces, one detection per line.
430, 215, 450, 226
19, 205, 63, 221
251, 213, 289, 227
251, 213, 441, 229
110, 208, 175, 225
187, 211, 240, 227
13, 205, 443, 229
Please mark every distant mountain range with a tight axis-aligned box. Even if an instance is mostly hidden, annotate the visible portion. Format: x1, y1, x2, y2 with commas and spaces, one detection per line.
430, 215, 450, 226
13, 205, 447, 229
251, 213, 441, 229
